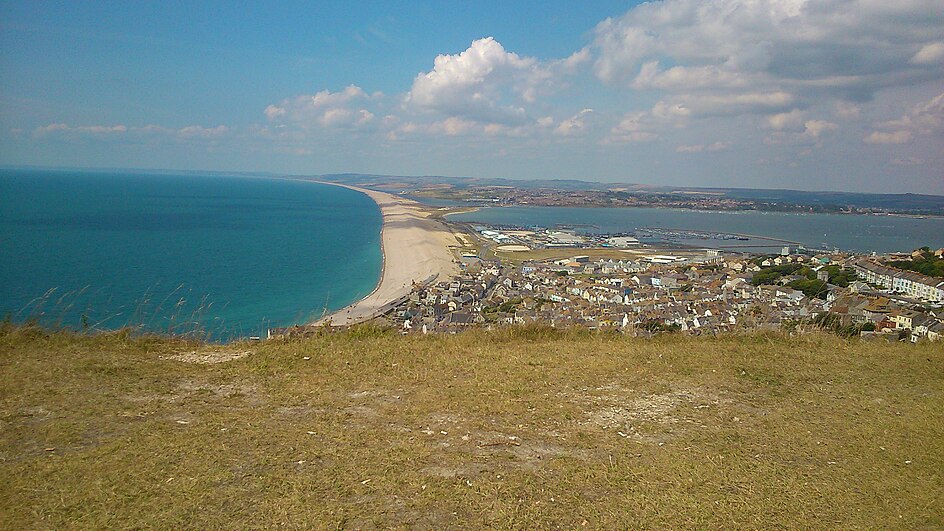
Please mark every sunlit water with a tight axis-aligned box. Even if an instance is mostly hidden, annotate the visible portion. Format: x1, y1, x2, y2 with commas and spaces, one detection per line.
0, 170, 382, 340
449, 206, 944, 254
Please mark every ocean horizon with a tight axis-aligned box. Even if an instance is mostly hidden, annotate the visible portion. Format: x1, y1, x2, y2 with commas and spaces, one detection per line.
0, 169, 383, 340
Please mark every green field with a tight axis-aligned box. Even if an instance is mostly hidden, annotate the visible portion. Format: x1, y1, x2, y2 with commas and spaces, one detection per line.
2, 324, 942, 528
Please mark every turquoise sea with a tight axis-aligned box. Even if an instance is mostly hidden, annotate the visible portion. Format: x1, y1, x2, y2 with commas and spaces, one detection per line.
0, 169, 382, 340
450, 206, 944, 254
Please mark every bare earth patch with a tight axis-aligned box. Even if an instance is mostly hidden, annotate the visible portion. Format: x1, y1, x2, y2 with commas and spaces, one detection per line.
165, 348, 253, 364
573, 383, 732, 443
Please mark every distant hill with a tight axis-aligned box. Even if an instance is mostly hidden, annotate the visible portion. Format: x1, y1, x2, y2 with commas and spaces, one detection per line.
315, 173, 944, 215
700, 187, 944, 213
5, 166, 941, 214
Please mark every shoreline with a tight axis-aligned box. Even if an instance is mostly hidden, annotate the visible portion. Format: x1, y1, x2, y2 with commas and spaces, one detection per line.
311, 182, 460, 327
438, 201, 944, 219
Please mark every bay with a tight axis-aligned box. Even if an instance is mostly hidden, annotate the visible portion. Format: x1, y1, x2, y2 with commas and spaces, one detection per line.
0, 169, 382, 340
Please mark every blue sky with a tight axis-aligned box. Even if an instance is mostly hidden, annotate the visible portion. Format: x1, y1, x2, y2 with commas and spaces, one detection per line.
1, 0, 942, 193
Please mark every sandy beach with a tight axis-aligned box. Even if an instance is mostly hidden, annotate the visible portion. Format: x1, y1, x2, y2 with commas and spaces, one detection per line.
313, 183, 460, 326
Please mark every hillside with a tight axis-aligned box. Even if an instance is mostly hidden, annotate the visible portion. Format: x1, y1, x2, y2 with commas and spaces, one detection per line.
315, 173, 944, 215
1, 325, 942, 528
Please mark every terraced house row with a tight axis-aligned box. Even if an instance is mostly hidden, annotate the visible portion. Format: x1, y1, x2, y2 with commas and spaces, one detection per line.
853, 259, 944, 302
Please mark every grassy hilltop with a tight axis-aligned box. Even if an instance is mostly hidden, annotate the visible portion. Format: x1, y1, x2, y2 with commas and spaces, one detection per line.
1, 325, 942, 528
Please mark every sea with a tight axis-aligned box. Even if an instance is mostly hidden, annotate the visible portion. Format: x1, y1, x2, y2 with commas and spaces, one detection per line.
448, 206, 944, 254
0, 169, 382, 340
4, 169, 943, 340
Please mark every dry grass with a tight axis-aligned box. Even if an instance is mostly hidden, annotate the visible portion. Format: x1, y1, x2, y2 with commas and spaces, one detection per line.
1, 324, 942, 528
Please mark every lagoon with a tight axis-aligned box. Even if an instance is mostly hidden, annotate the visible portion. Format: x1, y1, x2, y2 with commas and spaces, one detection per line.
449, 206, 944, 254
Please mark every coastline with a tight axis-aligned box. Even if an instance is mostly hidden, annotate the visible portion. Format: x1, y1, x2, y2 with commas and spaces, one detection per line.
311, 182, 460, 326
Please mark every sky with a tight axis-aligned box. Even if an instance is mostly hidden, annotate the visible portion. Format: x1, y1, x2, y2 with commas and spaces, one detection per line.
1, 0, 942, 194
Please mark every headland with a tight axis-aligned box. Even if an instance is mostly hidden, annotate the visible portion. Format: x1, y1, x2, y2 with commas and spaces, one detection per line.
312, 183, 460, 326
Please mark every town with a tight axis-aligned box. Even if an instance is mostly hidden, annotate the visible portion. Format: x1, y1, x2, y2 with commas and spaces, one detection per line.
275, 224, 944, 343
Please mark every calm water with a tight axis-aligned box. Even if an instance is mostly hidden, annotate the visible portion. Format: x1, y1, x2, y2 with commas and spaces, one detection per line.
0, 169, 382, 339
450, 206, 944, 253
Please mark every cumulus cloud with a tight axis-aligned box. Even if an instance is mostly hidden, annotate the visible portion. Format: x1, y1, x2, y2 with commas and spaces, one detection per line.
865, 91, 944, 144
556, 48, 591, 73
632, 61, 750, 91
593, 0, 943, 94
405, 37, 553, 126
554, 109, 593, 136
803, 120, 838, 138
668, 91, 795, 117
766, 119, 838, 145
26, 2, 941, 188
584, 0, 943, 160
910, 42, 944, 65
767, 110, 806, 131
833, 101, 861, 119
864, 130, 914, 144
265, 85, 378, 128
607, 111, 661, 143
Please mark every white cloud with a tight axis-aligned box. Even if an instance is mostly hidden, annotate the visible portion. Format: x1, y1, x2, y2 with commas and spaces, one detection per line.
676, 141, 731, 153
803, 120, 838, 138
33, 123, 71, 136
910, 42, 944, 65
765, 118, 838, 145
865, 91, 944, 144
34, 123, 128, 137
632, 61, 749, 90
405, 37, 553, 126
587, 1, 942, 158
650, 101, 691, 120
834, 101, 861, 119
265, 85, 378, 128
556, 48, 591, 73
177, 125, 229, 139
554, 109, 593, 136
32, 123, 230, 142
675, 92, 795, 117
607, 112, 661, 143
22, 3, 943, 193
592, 0, 944, 110
388, 117, 479, 139
864, 130, 913, 144
767, 110, 806, 131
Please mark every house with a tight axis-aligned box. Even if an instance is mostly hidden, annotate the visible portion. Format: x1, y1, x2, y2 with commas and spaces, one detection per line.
889, 309, 920, 330
853, 259, 944, 302
849, 281, 871, 293
657, 273, 688, 289
440, 311, 476, 328
775, 287, 806, 304
927, 320, 944, 341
